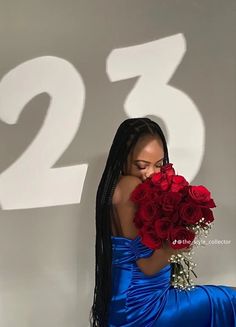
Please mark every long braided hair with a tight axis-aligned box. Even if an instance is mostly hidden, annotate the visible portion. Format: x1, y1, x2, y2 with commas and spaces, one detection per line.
89, 117, 170, 326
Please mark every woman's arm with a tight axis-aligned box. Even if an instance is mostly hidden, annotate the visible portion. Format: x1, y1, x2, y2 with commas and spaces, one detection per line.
113, 175, 184, 276
136, 242, 182, 276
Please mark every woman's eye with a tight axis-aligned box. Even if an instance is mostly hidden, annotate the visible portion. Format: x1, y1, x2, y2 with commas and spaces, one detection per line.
137, 164, 163, 170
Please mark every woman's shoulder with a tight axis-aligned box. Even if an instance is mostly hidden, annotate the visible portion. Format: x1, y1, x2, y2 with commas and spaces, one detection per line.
117, 175, 142, 191
112, 175, 142, 205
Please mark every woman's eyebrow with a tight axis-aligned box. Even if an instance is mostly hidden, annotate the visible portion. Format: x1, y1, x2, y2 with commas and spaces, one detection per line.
134, 157, 164, 164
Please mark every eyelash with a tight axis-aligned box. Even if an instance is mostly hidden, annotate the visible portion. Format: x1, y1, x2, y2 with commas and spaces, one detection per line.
137, 163, 163, 170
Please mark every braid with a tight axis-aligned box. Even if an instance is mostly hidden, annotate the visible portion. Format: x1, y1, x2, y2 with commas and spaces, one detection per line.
89, 118, 169, 326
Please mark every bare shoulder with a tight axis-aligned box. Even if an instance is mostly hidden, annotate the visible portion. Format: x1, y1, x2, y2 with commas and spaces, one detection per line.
112, 175, 142, 205
112, 175, 142, 238
119, 175, 142, 187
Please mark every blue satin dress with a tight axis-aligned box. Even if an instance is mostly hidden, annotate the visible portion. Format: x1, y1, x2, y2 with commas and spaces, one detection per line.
108, 235, 236, 326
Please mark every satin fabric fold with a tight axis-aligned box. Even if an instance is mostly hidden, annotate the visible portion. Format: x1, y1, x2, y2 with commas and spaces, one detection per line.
108, 235, 236, 326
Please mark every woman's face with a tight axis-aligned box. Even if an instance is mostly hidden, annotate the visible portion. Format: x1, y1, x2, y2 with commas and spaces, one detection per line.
123, 134, 165, 182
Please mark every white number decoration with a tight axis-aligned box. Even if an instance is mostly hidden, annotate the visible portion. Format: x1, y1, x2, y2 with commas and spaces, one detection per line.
0, 34, 205, 210
106, 33, 205, 182
0, 56, 87, 209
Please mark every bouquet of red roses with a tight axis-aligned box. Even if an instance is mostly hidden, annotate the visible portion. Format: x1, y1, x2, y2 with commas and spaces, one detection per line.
129, 163, 216, 291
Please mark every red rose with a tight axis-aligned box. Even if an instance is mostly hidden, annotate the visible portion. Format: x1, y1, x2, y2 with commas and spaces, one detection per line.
178, 202, 202, 224
151, 172, 172, 191
154, 218, 172, 239
150, 172, 162, 185
201, 207, 214, 223
171, 175, 189, 192
179, 185, 189, 198
188, 185, 211, 204
172, 211, 181, 224
147, 188, 162, 202
203, 198, 217, 209
161, 192, 182, 213
161, 163, 175, 176
139, 227, 162, 250
129, 183, 150, 204
160, 177, 171, 191
139, 201, 158, 222
133, 211, 144, 229
168, 226, 195, 249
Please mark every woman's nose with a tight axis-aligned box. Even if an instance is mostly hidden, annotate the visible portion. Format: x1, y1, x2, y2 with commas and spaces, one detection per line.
146, 167, 155, 178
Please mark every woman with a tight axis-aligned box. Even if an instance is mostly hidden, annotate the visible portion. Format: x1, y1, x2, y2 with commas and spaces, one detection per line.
89, 117, 236, 326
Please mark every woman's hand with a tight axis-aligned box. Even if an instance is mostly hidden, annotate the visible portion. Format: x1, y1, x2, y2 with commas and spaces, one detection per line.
162, 240, 193, 257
